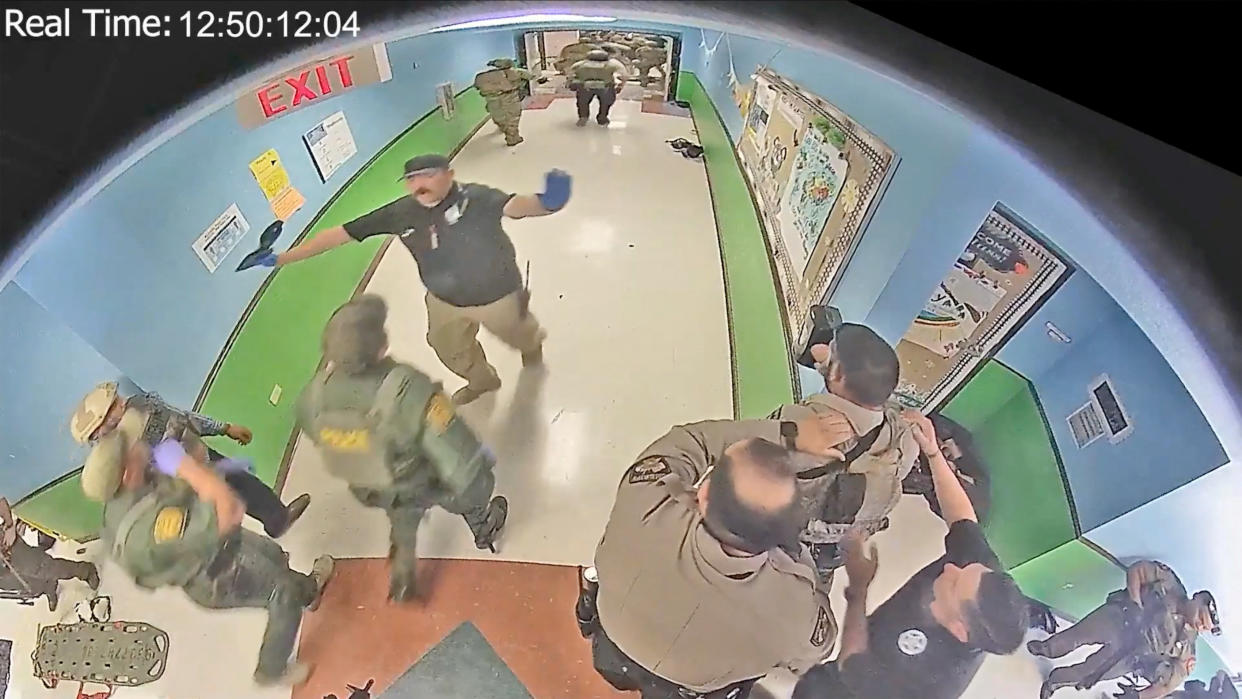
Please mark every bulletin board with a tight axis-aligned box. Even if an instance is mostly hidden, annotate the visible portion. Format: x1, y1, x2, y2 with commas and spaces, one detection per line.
735, 67, 898, 345
894, 204, 1072, 409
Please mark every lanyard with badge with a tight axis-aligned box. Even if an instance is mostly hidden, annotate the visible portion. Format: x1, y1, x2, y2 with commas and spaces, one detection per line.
428, 189, 469, 249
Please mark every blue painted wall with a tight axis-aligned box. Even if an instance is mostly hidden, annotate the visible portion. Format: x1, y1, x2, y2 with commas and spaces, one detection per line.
0, 283, 127, 500
996, 274, 1228, 530
14, 29, 516, 410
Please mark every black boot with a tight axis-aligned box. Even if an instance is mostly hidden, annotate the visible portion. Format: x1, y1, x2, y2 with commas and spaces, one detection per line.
472, 496, 509, 553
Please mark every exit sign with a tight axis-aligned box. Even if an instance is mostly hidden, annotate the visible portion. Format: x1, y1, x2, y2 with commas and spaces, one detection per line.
236, 43, 392, 129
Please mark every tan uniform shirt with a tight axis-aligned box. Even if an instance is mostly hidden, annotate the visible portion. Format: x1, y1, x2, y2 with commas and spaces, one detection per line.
778, 392, 920, 527
594, 419, 835, 692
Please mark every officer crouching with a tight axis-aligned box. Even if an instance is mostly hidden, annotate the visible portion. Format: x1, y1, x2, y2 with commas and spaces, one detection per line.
581, 415, 849, 698
82, 426, 333, 686
296, 295, 508, 602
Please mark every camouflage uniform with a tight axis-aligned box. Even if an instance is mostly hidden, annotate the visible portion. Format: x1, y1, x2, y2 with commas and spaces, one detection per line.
555, 40, 600, 75
635, 41, 669, 88
296, 296, 508, 602
474, 58, 538, 147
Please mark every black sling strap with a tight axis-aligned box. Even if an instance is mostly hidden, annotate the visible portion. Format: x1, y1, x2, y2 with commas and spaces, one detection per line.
796, 419, 886, 481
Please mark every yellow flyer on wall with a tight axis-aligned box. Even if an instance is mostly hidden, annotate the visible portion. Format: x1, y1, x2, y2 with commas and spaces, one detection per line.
249, 149, 292, 202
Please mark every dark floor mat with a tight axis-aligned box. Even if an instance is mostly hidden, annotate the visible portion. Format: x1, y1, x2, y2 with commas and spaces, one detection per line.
378, 622, 532, 699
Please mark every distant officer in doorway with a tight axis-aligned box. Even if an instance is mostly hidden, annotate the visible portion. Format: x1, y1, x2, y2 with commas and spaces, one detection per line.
583, 414, 852, 698
635, 39, 668, 88
555, 38, 600, 75
253, 154, 573, 405
84, 430, 334, 686
568, 49, 629, 127
1028, 559, 1221, 699
1, 497, 99, 611
296, 295, 509, 601
71, 381, 310, 538
473, 57, 545, 147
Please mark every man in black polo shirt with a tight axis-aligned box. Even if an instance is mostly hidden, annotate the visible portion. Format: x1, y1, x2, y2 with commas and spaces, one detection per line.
793, 410, 1030, 699
253, 154, 573, 405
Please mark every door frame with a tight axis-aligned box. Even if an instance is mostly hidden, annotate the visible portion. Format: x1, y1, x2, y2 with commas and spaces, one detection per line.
514, 28, 684, 102
928, 203, 1076, 414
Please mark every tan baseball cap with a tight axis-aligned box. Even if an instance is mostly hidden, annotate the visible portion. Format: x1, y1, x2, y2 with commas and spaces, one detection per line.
81, 430, 125, 501
70, 382, 119, 444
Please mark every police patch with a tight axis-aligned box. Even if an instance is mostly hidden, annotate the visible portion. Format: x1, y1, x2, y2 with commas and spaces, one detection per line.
628, 457, 672, 485
425, 393, 455, 435
811, 606, 831, 647
153, 507, 186, 543
898, 629, 928, 656
319, 427, 371, 452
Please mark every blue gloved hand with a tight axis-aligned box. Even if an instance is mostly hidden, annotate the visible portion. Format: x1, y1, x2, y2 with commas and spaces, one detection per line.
236, 248, 278, 272
214, 458, 254, 474
537, 169, 572, 212
151, 438, 188, 476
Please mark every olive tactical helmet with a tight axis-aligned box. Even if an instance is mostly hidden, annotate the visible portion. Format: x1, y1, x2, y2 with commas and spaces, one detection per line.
323, 294, 389, 373
487, 57, 515, 69
587, 49, 610, 61
71, 381, 119, 444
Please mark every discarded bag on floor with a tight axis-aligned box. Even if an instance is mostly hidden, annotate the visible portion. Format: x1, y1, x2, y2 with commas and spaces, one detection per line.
666, 138, 704, 160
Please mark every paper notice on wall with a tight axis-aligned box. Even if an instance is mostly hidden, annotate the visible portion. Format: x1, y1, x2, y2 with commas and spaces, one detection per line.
249, 148, 305, 220
303, 111, 357, 182
193, 204, 250, 273
436, 82, 456, 119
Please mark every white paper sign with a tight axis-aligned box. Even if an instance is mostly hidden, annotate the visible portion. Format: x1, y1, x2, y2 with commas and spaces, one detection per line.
192, 204, 250, 273
303, 111, 357, 182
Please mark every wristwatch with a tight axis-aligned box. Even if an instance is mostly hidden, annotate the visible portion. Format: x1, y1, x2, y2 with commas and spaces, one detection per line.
780, 421, 799, 451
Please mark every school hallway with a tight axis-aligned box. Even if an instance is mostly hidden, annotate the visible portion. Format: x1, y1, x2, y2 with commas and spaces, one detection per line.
1, 96, 1141, 699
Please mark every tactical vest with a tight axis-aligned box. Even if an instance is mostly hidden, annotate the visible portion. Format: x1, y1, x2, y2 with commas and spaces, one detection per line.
474, 68, 517, 96
302, 364, 491, 495
574, 61, 614, 88
103, 482, 222, 590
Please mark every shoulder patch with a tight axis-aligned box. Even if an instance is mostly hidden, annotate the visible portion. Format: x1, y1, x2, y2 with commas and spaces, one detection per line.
152, 506, 187, 543
628, 457, 672, 485
898, 629, 928, 656
425, 392, 456, 435
811, 606, 832, 647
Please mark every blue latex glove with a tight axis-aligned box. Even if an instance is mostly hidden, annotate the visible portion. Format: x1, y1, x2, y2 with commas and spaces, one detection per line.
536, 169, 572, 212
152, 438, 188, 476
236, 248, 278, 272
214, 458, 254, 474
256, 252, 277, 267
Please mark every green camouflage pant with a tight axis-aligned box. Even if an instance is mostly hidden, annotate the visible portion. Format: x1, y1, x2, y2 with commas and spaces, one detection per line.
484, 93, 524, 144
350, 467, 495, 582
181, 531, 316, 680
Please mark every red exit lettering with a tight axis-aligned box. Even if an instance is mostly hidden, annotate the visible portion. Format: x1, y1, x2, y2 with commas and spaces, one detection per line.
255, 55, 358, 120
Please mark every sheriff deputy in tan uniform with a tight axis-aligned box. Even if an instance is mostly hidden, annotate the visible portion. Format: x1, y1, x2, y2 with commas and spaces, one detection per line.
584, 414, 850, 698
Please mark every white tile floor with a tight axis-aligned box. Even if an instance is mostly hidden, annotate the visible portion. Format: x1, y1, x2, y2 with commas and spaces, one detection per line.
0, 98, 1129, 699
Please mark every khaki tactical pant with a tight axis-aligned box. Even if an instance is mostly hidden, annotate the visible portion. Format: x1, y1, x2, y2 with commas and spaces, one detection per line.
484, 92, 524, 145
1042, 603, 1135, 688
350, 468, 496, 582
426, 290, 545, 391
181, 531, 317, 681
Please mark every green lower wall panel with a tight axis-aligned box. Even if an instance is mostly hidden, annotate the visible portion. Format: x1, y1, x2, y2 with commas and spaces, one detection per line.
941, 361, 1027, 433
942, 361, 1076, 569
680, 72, 794, 418
15, 91, 489, 542
1011, 539, 1122, 621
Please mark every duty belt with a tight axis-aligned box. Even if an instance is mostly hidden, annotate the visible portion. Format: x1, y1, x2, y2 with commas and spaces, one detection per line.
802, 517, 891, 544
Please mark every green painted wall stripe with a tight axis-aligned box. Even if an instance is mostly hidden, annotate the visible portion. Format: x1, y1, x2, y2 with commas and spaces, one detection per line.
15, 91, 490, 542
942, 361, 1077, 569
681, 72, 794, 419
